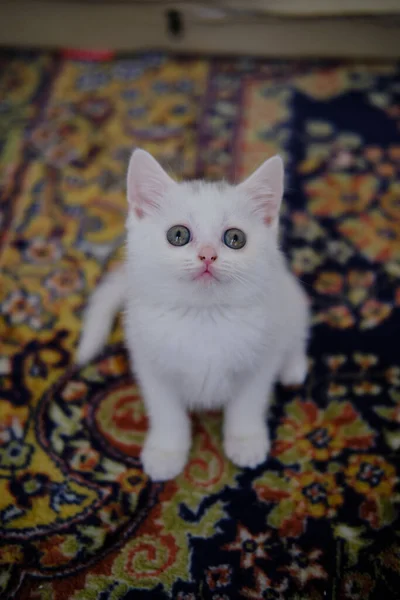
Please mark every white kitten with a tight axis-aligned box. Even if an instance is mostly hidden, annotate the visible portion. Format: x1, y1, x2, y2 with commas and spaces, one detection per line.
77, 149, 309, 481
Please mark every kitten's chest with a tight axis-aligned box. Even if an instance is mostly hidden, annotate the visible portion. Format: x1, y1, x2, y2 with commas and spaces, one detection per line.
129, 306, 271, 402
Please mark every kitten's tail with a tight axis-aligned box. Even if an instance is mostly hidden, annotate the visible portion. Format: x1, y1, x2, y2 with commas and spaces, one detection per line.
76, 266, 126, 365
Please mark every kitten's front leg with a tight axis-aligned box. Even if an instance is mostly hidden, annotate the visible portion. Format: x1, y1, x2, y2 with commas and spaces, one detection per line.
223, 367, 277, 469
136, 366, 191, 481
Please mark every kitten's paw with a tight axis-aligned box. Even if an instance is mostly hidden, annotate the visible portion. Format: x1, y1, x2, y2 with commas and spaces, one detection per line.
141, 442, 188, 481
224, 432, 270, 469
280, 353, 308, 387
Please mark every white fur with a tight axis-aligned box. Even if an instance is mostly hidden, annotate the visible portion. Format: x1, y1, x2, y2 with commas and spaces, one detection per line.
77, 267, 127, 365
77, 149, 309, 480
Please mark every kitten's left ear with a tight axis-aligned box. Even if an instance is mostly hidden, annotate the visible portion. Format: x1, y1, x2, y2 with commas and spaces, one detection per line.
127, 149, 176, 218
238, 155, 284, 228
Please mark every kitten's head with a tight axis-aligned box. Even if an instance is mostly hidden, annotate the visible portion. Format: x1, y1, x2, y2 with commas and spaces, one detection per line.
126, 149, 284, 307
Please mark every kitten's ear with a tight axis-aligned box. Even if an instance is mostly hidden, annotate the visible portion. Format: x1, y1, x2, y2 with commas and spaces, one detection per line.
127, 149, 176, 218
238, 155, 284, 227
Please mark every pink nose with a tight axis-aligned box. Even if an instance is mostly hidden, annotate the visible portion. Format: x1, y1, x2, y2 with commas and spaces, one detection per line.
198, 246, 218, 266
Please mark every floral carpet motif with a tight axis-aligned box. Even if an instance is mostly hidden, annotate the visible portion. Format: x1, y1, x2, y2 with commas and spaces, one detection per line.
0, 50, 399, 599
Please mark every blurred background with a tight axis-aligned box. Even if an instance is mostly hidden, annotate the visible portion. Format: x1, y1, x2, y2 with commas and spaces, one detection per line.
0, 0, 400, 57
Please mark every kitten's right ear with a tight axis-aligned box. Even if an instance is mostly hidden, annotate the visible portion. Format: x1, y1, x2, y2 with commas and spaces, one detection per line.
127, 149, 176, 218
238, 155, 284, 229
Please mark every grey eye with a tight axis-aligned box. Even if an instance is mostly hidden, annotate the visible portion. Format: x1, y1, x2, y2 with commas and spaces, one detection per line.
167, 225, 191, 247
223, 228, 246, 250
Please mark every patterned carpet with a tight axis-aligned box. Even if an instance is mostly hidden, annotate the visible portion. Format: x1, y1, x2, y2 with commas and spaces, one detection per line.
0, 50, 400, 600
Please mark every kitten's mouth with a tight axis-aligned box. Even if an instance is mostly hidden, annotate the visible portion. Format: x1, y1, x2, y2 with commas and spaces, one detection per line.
194, 267, 218, 282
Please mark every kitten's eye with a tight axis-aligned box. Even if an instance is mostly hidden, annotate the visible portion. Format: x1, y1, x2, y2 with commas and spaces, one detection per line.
223, 228, 246, 250
167, 225, 191, 247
